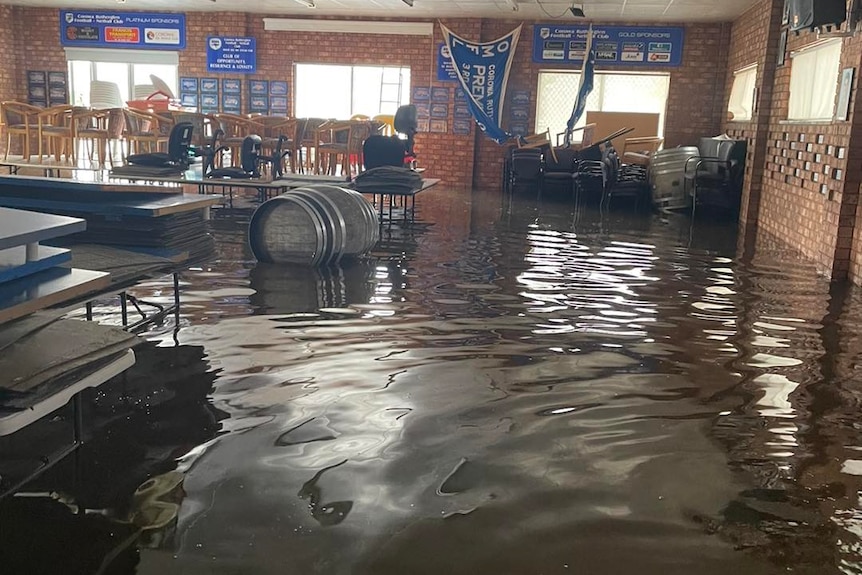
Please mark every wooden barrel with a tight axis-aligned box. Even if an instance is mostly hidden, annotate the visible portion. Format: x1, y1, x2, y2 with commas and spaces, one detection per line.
248, 185, 379, 265
648, 146, 699, 210
295, 184, 379, 256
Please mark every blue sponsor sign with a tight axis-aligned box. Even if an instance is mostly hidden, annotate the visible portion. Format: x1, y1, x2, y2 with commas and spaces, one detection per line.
437, 43, 459, 82
60, 11, 185, 49
532, 25, 684, 66
207, 37, 256, 74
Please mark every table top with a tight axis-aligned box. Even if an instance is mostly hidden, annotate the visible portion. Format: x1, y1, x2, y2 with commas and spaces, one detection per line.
0, 191, 221, 218
0, 266, 111, 326
0, 174, 181, 194
0, 348, 135, 435
0, 207, 85, 250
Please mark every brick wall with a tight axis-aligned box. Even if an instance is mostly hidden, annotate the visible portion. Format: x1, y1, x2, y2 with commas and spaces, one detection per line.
0, 5, 16, 108
723, 0, 783, 230
723, 0, 862, 281
7, 7, 727, 194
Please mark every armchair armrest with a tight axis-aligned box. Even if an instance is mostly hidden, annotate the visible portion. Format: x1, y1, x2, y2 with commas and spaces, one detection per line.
684, 155, 732, 178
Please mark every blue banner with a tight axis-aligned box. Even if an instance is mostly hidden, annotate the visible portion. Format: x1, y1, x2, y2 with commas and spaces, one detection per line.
532, 25, 684, 67
441, 24, 522, 145
207, 37, 256, 74
566, 27, 596, 146
60, 11, 185, 49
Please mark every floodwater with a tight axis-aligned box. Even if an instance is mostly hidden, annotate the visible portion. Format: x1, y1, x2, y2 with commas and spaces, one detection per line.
4, 186, 862, 574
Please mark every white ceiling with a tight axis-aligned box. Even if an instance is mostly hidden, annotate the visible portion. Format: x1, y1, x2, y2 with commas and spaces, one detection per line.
6, 0, 758, 22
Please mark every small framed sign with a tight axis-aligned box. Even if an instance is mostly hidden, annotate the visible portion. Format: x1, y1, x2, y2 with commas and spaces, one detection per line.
836, 67, 854, 121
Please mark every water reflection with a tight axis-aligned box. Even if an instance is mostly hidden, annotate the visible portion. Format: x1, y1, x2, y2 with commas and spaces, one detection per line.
8, 190, 862, 573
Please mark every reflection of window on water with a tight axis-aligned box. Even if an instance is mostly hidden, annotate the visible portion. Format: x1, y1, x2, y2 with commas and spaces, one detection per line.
295, 63, 411, 119
535, 71, 670, 144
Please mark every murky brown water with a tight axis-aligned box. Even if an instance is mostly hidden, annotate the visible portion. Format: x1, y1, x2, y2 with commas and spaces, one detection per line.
4, 186, 862, 574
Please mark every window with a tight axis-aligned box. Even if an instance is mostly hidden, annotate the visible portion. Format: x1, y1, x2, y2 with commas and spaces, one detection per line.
788, 40, 842, 121
728, 65, 757, 122
295, 63, 410, 118
535, 72, 670, 143
65, 48, 178, 107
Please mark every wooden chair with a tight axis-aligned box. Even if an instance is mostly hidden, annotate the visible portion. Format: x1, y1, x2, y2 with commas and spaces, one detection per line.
555, 123, 597, 148
1, 101, 41, 161
622, 136, 664, 166
166, 111, 209, 148
315, 120, 372, 176
519, 128, 556, 164
256, 116, 297, 174
36, 105, 74, 163
210, 113, 264, 166
71, 107, 123, 167
122, 108, 173, 157
295, 117, 329, 173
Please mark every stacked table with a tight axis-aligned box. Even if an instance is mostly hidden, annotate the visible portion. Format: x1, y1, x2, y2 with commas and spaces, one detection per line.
0, 207, 139, 498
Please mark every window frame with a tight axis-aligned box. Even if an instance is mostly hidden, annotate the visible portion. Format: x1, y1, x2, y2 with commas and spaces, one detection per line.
294, 63, 411, 119
727, 64, 757, 123
787, 39, 842, 122
534, 70, 671, 143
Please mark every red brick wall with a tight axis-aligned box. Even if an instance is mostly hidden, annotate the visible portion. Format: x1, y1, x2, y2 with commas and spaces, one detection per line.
723, 0, 862, 284
0, 6, 17, 106
723, 0, 783, 229
8, 8, 727, 194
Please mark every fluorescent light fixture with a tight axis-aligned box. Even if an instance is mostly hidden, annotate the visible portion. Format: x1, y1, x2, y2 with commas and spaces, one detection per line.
402, 0, 414, 5
294, 0, 315, 7
264, 18, 433, 35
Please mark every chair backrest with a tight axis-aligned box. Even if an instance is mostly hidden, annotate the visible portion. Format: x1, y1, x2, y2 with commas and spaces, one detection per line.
170, 112, 207, 146
511, 148, 543, 180
394, 105, 418, 135
133, 84, 156, 99
545, 146, 578, 173
350, 114, 370, 121
2, 101, 40, 126
90, 80, 123, 109
240, 135, 263, 175
348, 121, 372, 150
602, 147, 620, 189
167, 122, 194, 162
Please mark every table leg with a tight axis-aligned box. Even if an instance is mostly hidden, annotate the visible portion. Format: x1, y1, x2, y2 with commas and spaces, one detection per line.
25, 242, 38, 262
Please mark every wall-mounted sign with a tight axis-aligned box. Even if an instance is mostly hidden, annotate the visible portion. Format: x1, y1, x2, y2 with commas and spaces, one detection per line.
206, 36, 256, 74
532, 25, 684, 67
437, 43, 459, 82
60, 11, 185, 49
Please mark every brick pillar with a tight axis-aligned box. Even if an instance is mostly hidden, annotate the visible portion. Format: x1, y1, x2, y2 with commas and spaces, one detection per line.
734, 0, 784, 249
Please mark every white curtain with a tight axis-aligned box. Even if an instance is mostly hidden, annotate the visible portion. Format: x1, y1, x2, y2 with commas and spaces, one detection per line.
727, 66, 757, 121
789, 40, 842, 121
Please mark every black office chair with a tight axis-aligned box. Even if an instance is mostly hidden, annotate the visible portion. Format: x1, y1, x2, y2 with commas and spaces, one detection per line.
199, 128, 228, 177
506, 147, 543, 195
600, 146, 650, 211
126, 122, 194, 168
684, 137, 747, 213
207, 135, 264, 179
394, 104, 418, 162
363, 135, 408, 170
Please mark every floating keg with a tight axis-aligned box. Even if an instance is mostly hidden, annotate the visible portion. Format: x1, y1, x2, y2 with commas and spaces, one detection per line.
248, 184, 379, 265
648, 146, 699, 210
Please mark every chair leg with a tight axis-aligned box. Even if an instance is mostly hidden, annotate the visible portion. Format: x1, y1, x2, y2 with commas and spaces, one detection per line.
4, 132, 10, 161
